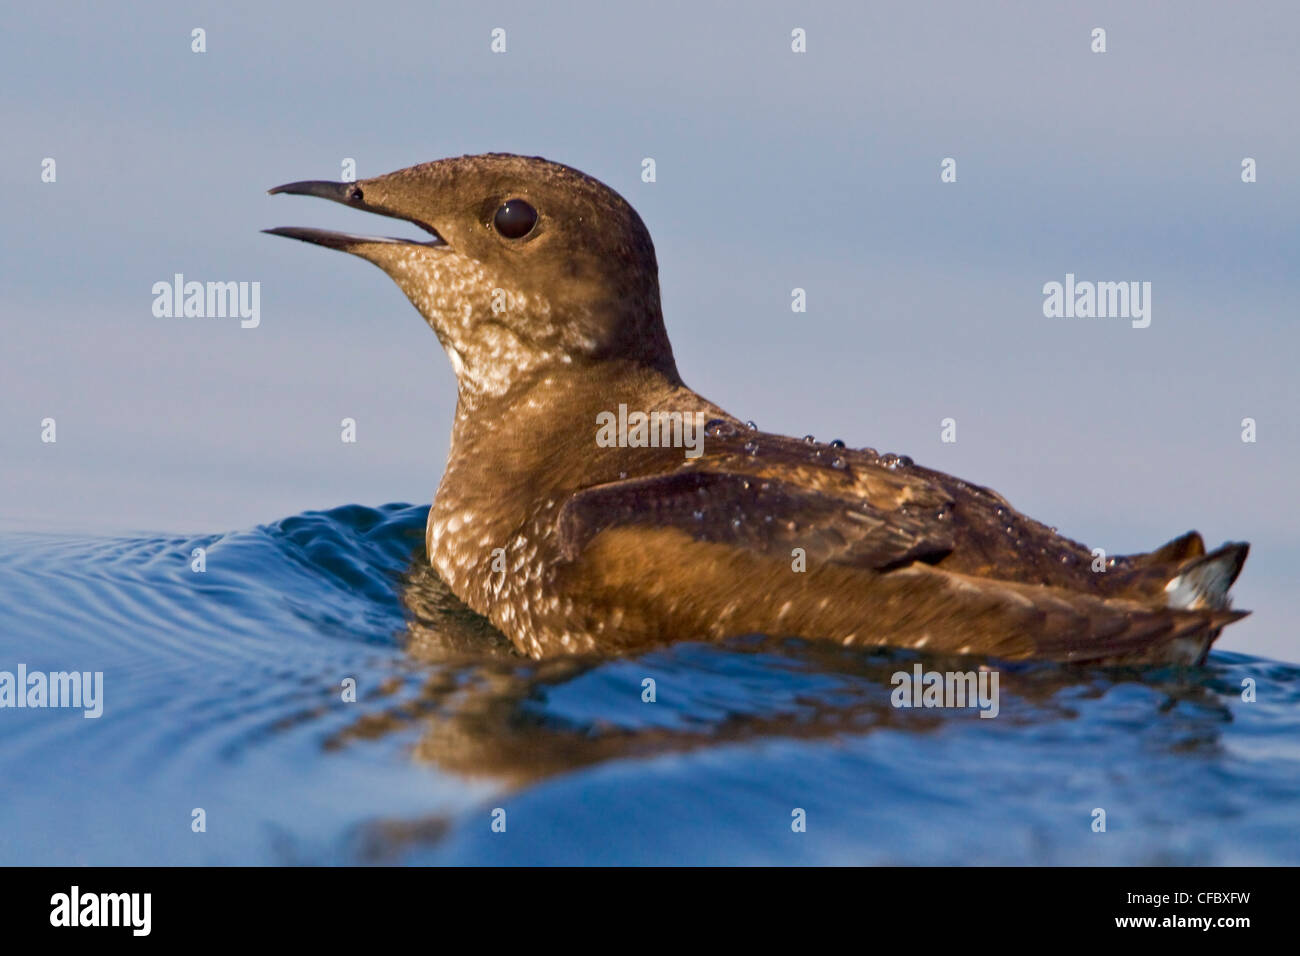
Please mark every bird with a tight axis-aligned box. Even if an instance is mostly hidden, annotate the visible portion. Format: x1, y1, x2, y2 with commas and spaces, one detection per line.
266, 153, 1249, 666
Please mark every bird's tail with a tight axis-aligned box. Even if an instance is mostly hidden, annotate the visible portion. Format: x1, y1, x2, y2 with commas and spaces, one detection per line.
1163, 541, 1250, 612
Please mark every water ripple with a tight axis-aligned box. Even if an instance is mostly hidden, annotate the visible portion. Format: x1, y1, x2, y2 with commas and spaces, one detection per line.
0, 503, 1296, 865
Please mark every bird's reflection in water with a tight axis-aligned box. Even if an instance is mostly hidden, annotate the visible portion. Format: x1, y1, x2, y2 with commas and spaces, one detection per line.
322, 556, 1235, 796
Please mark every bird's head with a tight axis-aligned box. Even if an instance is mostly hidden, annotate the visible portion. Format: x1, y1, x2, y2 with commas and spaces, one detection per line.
266, 153, 677, 398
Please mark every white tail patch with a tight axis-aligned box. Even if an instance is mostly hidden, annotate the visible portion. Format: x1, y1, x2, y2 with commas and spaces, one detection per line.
1164, 546, 1245, 611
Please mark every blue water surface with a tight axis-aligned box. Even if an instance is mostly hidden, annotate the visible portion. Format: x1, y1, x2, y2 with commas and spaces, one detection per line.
0, 503, 1296, 865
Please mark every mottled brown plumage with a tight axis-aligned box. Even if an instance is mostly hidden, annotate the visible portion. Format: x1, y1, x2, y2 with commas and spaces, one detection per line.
267, 153, 1249, 665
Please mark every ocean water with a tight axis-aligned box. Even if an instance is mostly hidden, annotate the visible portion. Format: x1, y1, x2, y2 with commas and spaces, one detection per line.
0, 502, 1296, 866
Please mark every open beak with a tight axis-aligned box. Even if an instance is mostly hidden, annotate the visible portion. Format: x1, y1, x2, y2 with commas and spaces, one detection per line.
263, 180, 447, 250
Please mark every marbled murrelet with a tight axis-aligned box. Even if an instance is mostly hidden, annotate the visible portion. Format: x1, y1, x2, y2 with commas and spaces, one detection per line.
267, 153, 1248, 665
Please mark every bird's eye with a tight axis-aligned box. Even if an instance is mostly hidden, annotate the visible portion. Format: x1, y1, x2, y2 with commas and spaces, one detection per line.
493, 199, 538, 239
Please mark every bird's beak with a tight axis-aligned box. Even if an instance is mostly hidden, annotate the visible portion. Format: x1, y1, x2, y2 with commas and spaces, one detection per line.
263, 179, 447, 250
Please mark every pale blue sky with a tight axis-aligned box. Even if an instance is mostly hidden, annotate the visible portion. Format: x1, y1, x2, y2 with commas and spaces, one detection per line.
1, 0, 1296, 658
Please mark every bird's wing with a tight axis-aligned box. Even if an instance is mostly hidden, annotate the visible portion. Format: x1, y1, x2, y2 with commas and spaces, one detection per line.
557, 431, 957, 571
